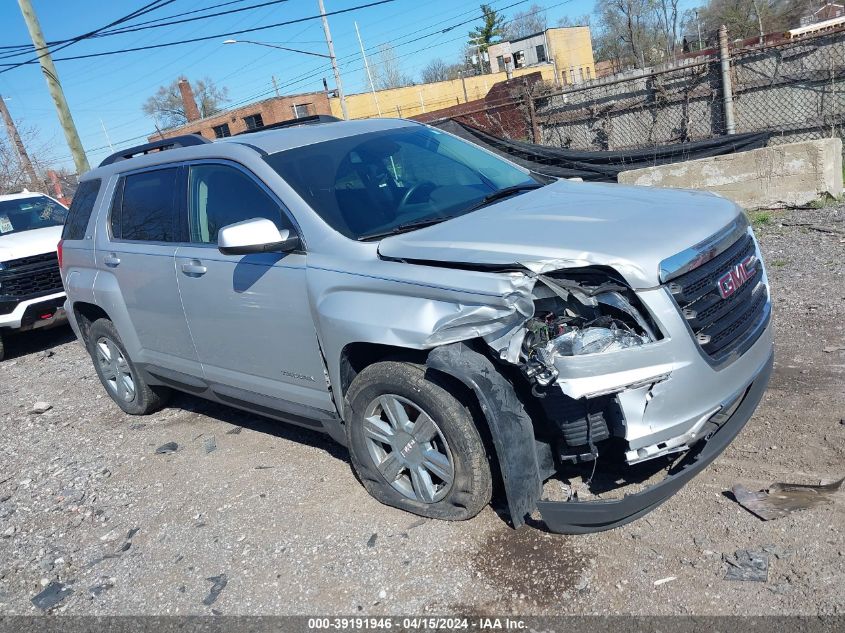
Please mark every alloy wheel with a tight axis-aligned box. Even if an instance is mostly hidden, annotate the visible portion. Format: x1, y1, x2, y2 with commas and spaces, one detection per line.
95, 336, 136, 403
362, 394, 455, 503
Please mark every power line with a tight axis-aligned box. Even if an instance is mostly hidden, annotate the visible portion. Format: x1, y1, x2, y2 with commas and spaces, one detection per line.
47, 0, 573, 163
0, 0, 253, 51
0, 0, 397, 72
225, 0, 567, 105
0, 1, 177, 68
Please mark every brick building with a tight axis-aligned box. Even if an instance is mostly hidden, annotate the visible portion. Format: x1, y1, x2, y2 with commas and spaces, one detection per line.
152, 82, 333, 141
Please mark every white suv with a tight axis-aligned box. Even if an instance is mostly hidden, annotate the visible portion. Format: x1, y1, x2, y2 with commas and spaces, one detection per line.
0, 190, 68, 360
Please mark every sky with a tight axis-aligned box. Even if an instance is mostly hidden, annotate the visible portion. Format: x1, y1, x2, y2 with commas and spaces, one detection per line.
0, 0, 599, 171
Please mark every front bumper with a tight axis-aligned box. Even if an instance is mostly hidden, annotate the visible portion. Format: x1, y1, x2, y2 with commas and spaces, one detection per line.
538, 349, 773, 534
0, 291, 66, 331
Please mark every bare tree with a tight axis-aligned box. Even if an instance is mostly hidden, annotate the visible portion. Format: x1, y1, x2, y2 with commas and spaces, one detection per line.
557, 14, 591, 26
656, 0, 682, 56
420, 58, 463, 83
142, 77, 229, 129
693, 0, 807, 42
0, 124, 57, 194
371, 44, 414, 90
593, 0, 665, 69
505, 3, 548, 39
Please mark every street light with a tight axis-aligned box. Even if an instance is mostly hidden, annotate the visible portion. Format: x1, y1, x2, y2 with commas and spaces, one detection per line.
223, 33, 348, 119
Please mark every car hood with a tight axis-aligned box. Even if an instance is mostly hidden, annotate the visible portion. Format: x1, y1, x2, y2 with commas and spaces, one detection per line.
0, 225, 62, 263
377, 179, 742, 289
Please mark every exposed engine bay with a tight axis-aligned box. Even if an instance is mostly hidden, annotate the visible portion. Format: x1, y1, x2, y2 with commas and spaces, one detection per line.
518, 270, 659, 387
481, 267, 669, 470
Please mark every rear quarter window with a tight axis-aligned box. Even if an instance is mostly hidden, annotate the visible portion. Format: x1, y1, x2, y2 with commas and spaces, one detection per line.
110, 168, 179, 242
62, 179, 101, 240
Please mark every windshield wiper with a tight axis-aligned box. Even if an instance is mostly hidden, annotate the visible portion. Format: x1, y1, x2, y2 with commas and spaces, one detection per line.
464, 183, 543, 213
357, 216, 454, 241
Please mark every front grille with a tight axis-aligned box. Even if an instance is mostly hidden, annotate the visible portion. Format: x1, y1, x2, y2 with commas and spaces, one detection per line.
668, 232, 769, 363
0, 252, 63, 302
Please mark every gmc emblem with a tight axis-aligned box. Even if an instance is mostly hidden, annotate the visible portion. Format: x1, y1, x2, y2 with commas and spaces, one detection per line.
717, 255, 757, 299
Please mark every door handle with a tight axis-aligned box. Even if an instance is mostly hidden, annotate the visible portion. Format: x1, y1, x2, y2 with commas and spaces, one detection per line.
181, 260, 207, 277
103, 254, 121, 267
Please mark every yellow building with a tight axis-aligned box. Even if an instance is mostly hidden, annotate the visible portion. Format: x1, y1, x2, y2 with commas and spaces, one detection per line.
488, 26, 595, 85
328, 66, 556, 121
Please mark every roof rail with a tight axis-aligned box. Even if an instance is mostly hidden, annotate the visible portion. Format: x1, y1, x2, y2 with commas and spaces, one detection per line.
98, 134, 210, 167
236, 114, 341, 135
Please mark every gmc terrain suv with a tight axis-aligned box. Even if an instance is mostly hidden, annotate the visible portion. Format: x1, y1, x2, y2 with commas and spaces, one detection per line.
0, 190, 68, 360
60, 118, 773, 533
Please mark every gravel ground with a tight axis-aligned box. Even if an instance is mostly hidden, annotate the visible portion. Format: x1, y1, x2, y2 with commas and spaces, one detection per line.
0, 204, 843, 616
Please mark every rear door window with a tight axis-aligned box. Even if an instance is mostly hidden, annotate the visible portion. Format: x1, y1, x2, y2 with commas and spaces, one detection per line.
110, 168, 179, 242
62, 179, 101, 240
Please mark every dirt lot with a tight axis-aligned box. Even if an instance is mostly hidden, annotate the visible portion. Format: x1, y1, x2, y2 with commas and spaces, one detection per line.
0, 204, 843, 616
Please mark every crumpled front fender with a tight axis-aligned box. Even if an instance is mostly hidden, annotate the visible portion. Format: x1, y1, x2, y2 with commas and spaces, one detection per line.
426, 342, 542, 528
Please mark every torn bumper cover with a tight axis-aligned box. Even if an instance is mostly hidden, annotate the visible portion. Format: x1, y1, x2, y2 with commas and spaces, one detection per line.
537, 350, 773, 534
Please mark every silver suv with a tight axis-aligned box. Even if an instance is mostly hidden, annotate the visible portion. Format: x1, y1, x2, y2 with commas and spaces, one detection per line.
60, 118, 773, 533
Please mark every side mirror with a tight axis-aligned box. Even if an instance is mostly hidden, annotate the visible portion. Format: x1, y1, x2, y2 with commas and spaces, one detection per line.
217, 218, 300, 256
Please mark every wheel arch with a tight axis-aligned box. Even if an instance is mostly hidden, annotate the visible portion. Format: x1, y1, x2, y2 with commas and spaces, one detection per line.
340, 339, 543, 528
71, 301, 112, 345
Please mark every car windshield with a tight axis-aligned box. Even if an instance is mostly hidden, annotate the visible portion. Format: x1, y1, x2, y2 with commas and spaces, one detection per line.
0, 195, 67, 236
264, 126, 539, 240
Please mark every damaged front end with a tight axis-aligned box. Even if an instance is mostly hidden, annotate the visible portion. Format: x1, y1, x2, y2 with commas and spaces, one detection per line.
437, 259, 773, 534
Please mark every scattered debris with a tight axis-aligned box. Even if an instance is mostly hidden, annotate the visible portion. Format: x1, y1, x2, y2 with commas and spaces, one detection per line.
129, 423, 146, 431
31, 581, 73, 610
761, 544, 796, 560
653, 576, 677, 586
37, 350, 55, 361
226, 426, 243, 435
254, 465, 274, 470
88, 580, 114, 597
732, 477, 844, 520
126, 527, 140, 540
574, 573, 590, 592
29, 401, 52, 415
724, 550, 769, 582
203, 436, 217, 454
155, 442, 178, 455
202, 574, 228, 606
823, 345, 845, 353
367, 533, 377, 548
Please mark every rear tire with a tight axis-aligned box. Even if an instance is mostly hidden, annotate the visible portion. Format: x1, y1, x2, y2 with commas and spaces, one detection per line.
87, 318, 170, 415
346, 361, 492, 521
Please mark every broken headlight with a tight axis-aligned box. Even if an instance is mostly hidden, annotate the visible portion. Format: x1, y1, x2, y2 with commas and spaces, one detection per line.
519, 269, 659, 386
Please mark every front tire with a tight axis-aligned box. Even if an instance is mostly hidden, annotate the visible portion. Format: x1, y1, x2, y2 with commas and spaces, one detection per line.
87, 318, 170, 415
346, 361, 492, 521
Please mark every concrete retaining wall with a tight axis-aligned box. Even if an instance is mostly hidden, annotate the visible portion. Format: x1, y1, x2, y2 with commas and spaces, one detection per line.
617, 138, 843, 209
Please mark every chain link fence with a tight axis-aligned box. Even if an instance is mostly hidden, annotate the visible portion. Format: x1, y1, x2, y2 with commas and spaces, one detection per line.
534, 28, 845, 153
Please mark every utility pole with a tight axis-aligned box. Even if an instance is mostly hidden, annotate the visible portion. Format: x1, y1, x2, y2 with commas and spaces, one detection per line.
718, 25, 736, 134
317, 0, 349, 120
0, 95, 40, 187
17, 0, 90, 174
355, 21, 381, 116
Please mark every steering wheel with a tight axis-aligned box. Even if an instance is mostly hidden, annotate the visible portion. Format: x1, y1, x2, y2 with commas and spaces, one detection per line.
397, 181, 437, 212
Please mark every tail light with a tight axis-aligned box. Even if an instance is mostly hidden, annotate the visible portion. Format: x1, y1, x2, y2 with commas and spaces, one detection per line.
57, 239, 64, 268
